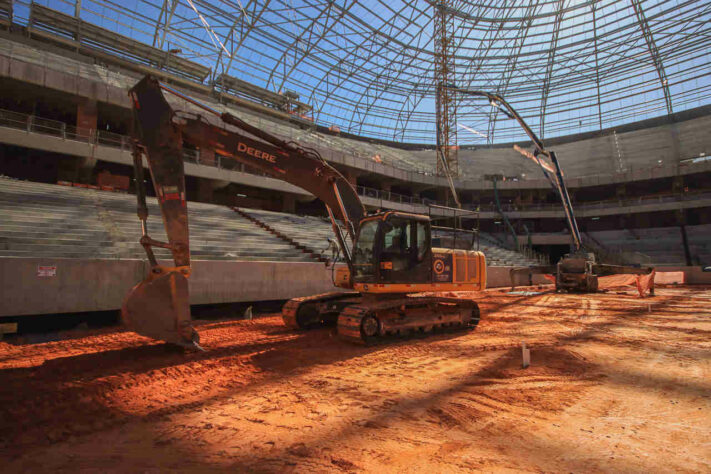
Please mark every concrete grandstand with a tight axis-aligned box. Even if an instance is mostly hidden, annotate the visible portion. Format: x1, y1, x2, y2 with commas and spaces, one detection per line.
0, 3, 710, 320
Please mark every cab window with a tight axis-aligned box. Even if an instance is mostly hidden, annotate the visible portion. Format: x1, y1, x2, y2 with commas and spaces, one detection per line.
379, 216, 430, 282
353, 220, 378, 279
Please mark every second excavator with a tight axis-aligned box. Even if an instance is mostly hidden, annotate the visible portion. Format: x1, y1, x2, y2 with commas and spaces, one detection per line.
122, 75, 486, 348
449, 87, 654, 293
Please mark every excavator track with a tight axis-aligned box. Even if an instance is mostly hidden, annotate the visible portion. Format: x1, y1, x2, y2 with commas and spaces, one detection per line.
282, 291, 361, 329
337, 296, 480, 345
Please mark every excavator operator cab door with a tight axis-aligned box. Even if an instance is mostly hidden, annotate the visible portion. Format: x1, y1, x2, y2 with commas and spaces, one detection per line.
352, 213, 431, 284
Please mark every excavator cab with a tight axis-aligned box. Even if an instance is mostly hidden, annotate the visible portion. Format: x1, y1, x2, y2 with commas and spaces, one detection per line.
352, 212, 432, 285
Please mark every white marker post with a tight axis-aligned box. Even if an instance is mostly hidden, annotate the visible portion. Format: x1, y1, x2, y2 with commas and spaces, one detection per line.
522, 342, 530, 369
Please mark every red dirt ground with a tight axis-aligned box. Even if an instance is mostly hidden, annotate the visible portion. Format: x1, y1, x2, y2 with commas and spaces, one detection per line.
1, 286, 709, 472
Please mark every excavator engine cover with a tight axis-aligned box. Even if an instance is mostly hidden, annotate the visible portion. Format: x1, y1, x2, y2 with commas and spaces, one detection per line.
121, 266, 199, 348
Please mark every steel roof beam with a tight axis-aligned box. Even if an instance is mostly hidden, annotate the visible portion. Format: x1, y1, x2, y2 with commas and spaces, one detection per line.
540, 0, 566, 139
630, 0, 673, 115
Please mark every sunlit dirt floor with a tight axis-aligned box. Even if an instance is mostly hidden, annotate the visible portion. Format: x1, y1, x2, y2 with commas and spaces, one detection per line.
1, 286, 709, 472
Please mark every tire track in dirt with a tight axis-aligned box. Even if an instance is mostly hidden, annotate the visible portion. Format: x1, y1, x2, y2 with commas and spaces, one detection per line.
2, 287, 710, 472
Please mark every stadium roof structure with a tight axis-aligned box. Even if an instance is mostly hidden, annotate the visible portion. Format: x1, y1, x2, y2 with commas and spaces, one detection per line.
12, 0, 711, 145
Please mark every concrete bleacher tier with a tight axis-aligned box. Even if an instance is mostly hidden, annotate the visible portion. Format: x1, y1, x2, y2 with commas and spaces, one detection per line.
0, 177, 542, 267
477, 243, 539, 267
0, 178, 318, 262
588, 226, 711, 266
432, 229, 539, 267
237, 207, 335, 256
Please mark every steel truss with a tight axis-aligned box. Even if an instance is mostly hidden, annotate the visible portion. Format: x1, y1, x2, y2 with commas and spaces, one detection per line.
15, 0, 711, 149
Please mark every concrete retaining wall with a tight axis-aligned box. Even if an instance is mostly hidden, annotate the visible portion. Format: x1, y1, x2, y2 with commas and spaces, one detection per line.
487, 266, 549, 288
0, 258, 336, 317
1, 257, 707, 317
654, 266, 711, 285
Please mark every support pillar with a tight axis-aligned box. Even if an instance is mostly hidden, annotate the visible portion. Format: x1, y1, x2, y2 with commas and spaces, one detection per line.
672, 175, 684, 194
435, 187, 450, 206
199, 148, 216, 166
282, 194, 296, 213
196, 178, 215, 202
76, 99, 98, 183
77, 99, 98, 139
342, 169, 359, 187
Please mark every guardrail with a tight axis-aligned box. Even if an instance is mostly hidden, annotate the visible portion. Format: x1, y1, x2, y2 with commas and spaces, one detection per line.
0, 107, 435, 176
2, 107, 708, 217
356, 185, 449, 207
473, 190, 711, 214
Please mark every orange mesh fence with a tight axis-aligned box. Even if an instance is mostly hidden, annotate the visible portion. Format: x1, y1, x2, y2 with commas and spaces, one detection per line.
635, 269, 655, 297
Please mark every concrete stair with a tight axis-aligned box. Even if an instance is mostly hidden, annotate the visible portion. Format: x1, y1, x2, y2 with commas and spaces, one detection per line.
0, 178, 317, 262
588, 228, 689, 266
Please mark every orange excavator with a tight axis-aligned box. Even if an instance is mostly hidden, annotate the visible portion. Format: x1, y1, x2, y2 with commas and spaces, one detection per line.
123, 76, 486, 348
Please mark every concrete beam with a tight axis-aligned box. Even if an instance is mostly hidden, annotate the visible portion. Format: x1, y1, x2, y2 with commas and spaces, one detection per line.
2, 126, 709, 220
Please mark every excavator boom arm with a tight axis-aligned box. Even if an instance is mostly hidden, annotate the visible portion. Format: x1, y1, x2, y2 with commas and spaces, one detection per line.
449, 87, 582, 251
123, 75, 364, 347
131, 76, 364, 244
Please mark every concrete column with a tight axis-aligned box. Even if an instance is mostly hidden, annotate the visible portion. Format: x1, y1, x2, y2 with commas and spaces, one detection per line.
669, 122, 682, 169
618, 215, 628, 229
342, 168, 360, 187
75, 99, 99, 183
200, 148, 216, 166
674, 209, 685, 226
197, 178, 215, 202
672, 175, 684, 194
435, 188, 450, 206
282, 194, 296, 213
77, 99, 98, 138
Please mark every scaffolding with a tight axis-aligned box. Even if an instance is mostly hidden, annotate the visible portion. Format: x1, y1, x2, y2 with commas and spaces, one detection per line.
433, 1, 458, 178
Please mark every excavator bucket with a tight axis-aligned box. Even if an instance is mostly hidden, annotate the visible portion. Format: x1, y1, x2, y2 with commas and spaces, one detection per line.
121, 266, 199, 348
122, 75, 200, 348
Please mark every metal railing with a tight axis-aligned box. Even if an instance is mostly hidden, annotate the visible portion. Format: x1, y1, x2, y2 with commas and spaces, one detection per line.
0, 106, 435, 176
355, 185, 447, 207
0, 108, 132, 151
2, 107, 709, 218
473, 190, 711, 214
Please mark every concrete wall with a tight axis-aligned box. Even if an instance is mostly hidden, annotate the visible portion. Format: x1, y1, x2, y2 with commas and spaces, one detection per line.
2, 257, 707, 317
655, 266, 711, 285
0, 257, 544, 317
487, 266, 549, 288
0, 257, 337, 317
